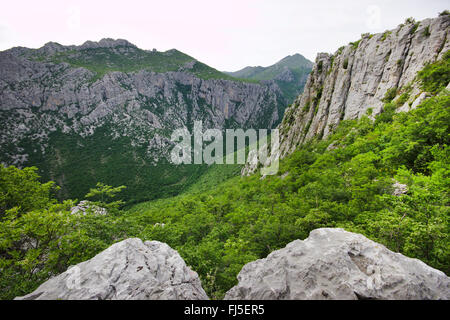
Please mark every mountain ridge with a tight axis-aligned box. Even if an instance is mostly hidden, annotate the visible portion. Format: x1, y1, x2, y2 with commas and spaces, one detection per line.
0, 39, 287, 202
278, 14, 450, 157
224, 53, 313, 103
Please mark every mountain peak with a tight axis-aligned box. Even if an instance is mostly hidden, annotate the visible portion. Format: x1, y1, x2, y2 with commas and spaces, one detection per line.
224, 53, 314, 103
275, 53, 314, 68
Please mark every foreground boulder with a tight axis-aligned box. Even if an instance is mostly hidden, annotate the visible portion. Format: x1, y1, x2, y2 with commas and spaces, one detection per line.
15, 238, 208, 300
225, 228, 450, 300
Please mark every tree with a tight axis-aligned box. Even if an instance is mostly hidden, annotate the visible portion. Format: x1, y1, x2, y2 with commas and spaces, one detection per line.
0, 165, 56, 217
84, 182, 126, 211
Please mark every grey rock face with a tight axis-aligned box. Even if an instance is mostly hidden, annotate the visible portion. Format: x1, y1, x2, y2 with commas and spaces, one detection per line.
225, 228, 450, 300
0, 41, 285, 168
278, 15, 449, 157
15, 238, 209, 300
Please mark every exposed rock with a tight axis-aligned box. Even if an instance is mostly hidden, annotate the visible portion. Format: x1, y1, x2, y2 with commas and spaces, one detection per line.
225, 53, 313, 103
278, 15, 449, 157
15, 238, 209, 300
225, 228, 450, 300
70, 200, 108, 215
392, 181, 408, 196
274, 67, 295, 82
79, 38, 137, 50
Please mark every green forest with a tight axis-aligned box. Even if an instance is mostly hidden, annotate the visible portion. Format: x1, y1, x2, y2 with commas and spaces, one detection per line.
0, 51, 449, 300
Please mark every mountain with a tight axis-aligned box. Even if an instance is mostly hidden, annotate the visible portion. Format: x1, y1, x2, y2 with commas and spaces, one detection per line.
278, 15, 449, 157
225, 54, 313, 103
1, 13, 449, 302
0, 39, 286, 203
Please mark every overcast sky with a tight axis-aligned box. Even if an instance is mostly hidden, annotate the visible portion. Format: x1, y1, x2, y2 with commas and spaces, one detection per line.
0, 0, 448, 71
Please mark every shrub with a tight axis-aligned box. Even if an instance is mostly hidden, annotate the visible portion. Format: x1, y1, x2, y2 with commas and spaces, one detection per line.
381, 31, 391, 41
343, 58, 349, 69
417, 50, 450, 94
350, 39, 362, 50
405, 17, 416, 24
382, 87, 398, 103
303, 100, 311, 112
410, 22, 420, 34
317, 61, 323, 73
396, 92, 410, 107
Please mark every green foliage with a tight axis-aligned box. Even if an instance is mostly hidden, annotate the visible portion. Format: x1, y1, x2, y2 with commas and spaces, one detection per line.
327, 56, 335, 75
85, 182, 126, 211
0, 175, 127, 299
343, 58, 349, 69
381, 30, 392, 41
40, 47, 245, 83
350, 39, 362, 50
405, 17, 416, 24
303, 100, 311, 112
312, 86, 323, 113
0, 166, 56, 217
418, 50, 450, 94
385, 49, 392, 62
396, 92, 410, 107
410, 22, 420, 34
423, 26, 431, 37
382, 87, 398, 103
225, 54, 313, 103
124, 91, 449, 298
317, 61, 323, 73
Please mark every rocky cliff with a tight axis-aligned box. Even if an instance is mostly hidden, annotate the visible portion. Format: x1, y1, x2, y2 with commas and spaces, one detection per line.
278, 15, 449, 157
225, 228, 450, 300
0, 39, 286, 201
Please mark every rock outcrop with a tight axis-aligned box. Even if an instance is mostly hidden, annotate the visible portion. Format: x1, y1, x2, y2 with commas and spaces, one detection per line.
279, 15, 449, 157
15, 238, 208, 300
225, 228, 450, 300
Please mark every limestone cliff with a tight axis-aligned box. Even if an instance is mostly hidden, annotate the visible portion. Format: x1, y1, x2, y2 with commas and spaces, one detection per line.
279, 15, 449, 157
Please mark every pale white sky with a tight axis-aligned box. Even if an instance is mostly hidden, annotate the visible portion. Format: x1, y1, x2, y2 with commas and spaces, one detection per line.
0, 0, 448, 71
